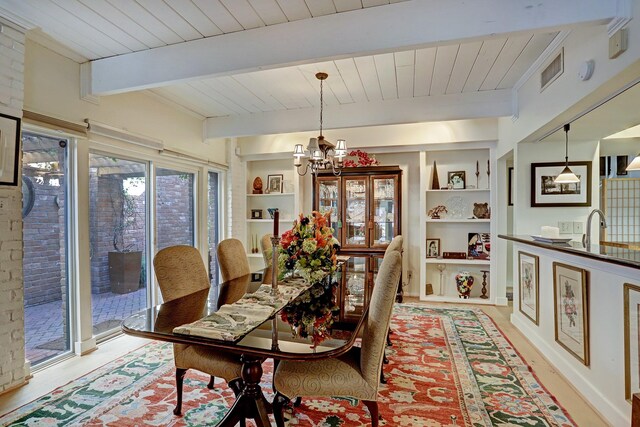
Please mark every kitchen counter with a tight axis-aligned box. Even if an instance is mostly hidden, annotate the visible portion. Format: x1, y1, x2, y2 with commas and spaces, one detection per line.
498, 234, 640, 270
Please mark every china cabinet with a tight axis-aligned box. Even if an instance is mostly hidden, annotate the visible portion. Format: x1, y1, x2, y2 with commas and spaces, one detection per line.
313, 166, 402, 323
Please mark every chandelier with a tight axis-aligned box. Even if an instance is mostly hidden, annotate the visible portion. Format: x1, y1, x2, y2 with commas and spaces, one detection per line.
293, 72, 347, 176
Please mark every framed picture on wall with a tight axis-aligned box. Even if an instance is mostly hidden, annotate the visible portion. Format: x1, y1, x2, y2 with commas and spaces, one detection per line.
518, 252, 539, 325
624, 283, 640, 400
553, 262, 590, 365
426, 238, 440, 258
531, 161, 592, 207
0, 113, 21, 186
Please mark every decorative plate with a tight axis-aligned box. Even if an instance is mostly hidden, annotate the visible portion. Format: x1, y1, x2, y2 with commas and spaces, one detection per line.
446, 196, 468, 219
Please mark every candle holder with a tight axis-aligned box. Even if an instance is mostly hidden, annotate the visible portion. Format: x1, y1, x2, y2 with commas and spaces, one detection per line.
480, 270, 490, 299
270, 236, 280, 294
436, 263, 446, 296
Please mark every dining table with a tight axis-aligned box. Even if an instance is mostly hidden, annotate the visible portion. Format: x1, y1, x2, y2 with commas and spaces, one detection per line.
121, 266, 364, 427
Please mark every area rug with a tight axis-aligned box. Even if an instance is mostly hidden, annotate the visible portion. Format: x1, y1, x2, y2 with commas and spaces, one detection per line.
0, 304, 575, 426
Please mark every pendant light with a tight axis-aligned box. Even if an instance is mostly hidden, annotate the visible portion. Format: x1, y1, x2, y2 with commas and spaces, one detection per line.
554, 123, 580, 184
626, 153, 640, 171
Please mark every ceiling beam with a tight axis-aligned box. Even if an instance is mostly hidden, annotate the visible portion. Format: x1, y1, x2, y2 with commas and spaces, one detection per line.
91, 0, 616, 95
203, 89, 513, 139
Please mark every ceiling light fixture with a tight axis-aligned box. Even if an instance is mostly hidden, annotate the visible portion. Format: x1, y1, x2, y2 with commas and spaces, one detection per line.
293, 72, 347, 176
626, 153, 640, 171
554, 123, 580, 184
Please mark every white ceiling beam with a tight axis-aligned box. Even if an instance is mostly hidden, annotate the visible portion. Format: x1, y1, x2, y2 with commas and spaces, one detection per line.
203, 89, 513, 139
90, 0, 616, 95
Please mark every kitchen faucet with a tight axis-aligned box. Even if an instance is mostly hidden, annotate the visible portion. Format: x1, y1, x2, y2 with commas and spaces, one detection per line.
582, 208, 608, 248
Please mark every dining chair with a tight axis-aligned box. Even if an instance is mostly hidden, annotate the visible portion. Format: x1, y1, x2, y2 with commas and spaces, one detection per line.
260, 233, 272, 266
217, 238, 251, 281
154, 245, 244, 418
381, 235, 403, 376
272, 250, 402, 427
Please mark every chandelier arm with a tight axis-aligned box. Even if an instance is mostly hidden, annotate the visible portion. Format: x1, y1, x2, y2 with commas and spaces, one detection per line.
296, 163, 310, 176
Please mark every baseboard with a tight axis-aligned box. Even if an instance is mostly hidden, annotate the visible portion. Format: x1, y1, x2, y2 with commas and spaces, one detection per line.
0, 378, 29, 396
495, 296, 509, 306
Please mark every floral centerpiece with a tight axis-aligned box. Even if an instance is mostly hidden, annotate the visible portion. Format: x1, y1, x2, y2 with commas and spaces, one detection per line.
278, 211, 340, 283
343, 149, 379, 167
278, 211, 341, 346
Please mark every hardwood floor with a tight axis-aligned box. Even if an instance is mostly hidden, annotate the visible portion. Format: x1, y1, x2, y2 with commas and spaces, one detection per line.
0, 301, 609, 426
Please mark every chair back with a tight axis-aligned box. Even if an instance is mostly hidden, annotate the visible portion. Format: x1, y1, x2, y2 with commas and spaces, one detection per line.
260, 234, 272, 266
384, 235, 403, 256
359, 250, 402, 388
217, 238, 251, 282
154, 245, 210, 302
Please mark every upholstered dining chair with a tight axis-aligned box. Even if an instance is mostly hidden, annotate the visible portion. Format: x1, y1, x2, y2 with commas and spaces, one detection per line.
272, 250, 402, 427
217, 238, 251, 281
154, 245, 244, 418
260, 233, 272, 266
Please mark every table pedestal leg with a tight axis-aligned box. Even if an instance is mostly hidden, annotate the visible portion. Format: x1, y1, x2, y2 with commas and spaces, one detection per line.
216, 356, 272, 427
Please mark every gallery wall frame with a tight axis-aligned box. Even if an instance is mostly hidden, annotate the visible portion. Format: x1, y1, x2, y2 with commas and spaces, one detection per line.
624, 283, 640, 400
0, 113, 21, 186
518, 251, 539, 325
553, 262, 590, 365
530, 161, 592, 207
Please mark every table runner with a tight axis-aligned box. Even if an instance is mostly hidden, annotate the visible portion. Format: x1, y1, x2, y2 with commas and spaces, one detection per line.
173, 277, 311, 342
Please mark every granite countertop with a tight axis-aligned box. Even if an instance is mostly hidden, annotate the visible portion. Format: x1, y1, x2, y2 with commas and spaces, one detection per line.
498, 234, 640, 270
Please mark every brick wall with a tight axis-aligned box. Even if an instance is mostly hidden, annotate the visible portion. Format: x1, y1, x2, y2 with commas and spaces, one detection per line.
227, 138, 245, 240
156, 174, 194, 249
0, 22, 26, 393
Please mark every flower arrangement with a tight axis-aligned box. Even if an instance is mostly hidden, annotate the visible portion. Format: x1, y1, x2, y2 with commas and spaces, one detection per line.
428, 205, 448, 219
278, 211, 340, 283
280, 280, 339, 346
343, 149, 379, 167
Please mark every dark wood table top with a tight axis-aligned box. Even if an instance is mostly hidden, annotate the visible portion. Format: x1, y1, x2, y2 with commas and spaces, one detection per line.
122, 269, 364, 361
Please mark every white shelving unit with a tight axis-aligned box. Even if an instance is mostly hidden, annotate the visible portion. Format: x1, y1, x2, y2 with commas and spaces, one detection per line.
419, 147, 497, 304
244, 158, 300, 271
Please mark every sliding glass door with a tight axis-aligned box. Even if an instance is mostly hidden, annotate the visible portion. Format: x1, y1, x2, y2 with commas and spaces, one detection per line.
88, 154, 147, 337
155, 167, 195, 250
21, 132, 70, 366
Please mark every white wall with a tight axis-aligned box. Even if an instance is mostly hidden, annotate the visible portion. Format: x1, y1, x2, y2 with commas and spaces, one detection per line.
23, 39, 224, 164
511, 242, 637, 427
0, 22, 26, 394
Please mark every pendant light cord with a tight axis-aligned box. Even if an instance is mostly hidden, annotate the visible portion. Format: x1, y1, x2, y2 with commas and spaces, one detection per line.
564, 123, 570, 165
319, 78, 323, 137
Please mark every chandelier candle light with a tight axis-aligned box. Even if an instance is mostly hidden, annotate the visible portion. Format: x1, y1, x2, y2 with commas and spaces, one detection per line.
293, 72, 347, 176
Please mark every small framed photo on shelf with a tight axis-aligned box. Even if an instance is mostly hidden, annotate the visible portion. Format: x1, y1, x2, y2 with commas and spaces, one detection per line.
624, 283, 640, 400
553, 262, 589, 365
267, 174, 284, 193
518, 251, 539, 325
251, 209, 263, 219
467, 232, 490, 260
447, 171, 466, 189
530, 161, 592, 207
426, 238, 440, 258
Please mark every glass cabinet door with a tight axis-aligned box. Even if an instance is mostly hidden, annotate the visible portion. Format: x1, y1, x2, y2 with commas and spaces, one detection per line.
371, 176, 398, 247
342, 256, 367, 322
343, 177, 368, 249
316, 177, 341, 243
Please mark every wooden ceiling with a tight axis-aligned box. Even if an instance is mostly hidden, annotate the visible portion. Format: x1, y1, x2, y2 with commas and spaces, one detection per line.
0, 0, 618, 137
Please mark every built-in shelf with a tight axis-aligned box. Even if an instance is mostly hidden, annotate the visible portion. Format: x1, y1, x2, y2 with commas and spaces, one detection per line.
247, 192, 295, 197
246, 218, 295, 223
425, 258, 490, 266
421, 295, 493, 305
426, 218, 491, 223
425, 188, 490, 193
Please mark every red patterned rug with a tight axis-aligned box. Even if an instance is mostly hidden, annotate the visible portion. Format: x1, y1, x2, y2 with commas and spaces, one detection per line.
0, 304, 575, 426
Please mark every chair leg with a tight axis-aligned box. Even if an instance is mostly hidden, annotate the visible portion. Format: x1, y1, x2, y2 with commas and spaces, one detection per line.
363, 400, 380, 427
174, 368, 188, 416
383, 353, 389, 364
272, 359, 280, 393
294, 396, 302, 407
386, 331, 393, 347
380, 370, 387, 384
273, 391, 290, 427
207, 375, 215, 389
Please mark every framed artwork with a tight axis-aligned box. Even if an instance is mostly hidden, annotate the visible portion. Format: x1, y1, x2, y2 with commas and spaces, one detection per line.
267, 174, 283, 193
624, 283, 640, 400
447, 171, 466, 189
531, 161, 592, 207
553, 262, 590, 365
0, 113, 21, 186
508, 167, 514, 206
518, 252, 539, 325
467, 232, 490, 260
426, 238, 440, 258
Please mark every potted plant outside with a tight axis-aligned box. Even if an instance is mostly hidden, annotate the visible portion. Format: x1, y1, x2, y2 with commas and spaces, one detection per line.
108, 179, 142, 294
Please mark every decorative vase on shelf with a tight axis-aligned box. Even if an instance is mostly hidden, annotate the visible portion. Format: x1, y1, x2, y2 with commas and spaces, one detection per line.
455, 271, 474, 299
